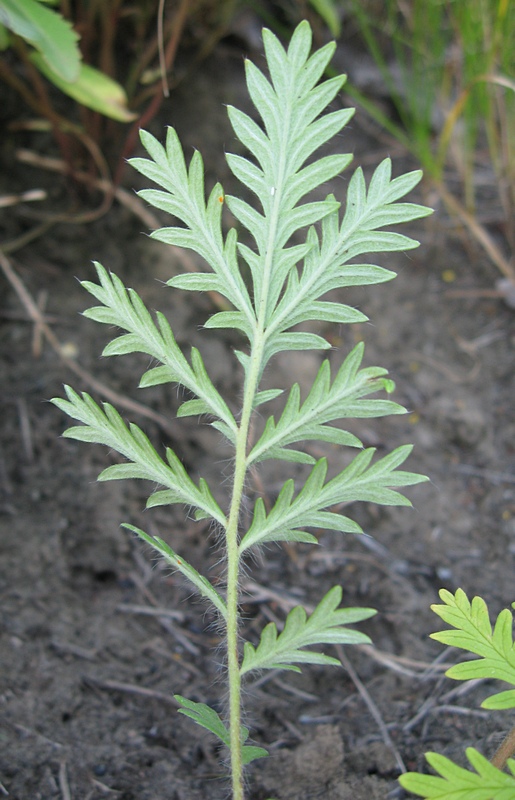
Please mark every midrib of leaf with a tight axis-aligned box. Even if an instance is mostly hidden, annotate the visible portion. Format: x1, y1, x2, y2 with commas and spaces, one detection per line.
226, 134, 292, 674
183, 181, 255, 331
255, 67, 293, 331
223, 71, 298, 797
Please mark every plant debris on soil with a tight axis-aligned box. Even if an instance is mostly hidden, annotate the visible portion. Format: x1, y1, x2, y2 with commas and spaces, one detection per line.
1, 33, 515, 800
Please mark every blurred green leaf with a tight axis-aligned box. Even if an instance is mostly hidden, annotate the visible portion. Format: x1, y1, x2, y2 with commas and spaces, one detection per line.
30, 51, 137, 121
0, 22, 8, 49
309, 0, 341, 37
0, 0, 80, 81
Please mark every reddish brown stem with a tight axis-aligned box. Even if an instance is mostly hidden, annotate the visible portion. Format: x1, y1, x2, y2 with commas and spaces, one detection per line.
491, 726, 515, 770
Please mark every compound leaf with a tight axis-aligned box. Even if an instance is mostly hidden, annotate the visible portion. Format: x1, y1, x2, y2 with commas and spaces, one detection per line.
265, 162, 431, 353
399, 747, 515, 799
131, 128, 254, 326
430, 589, 515, 706
225, 21, 353, 334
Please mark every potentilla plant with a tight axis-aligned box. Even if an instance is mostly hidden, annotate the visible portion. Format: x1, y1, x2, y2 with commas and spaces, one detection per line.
52, 21, 431, 799
400, 589, 515, 799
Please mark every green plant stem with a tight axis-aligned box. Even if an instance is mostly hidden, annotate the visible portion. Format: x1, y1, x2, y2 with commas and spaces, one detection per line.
225, 132, 282, 793
225, 434, 246, 800
225, 337, 264, 799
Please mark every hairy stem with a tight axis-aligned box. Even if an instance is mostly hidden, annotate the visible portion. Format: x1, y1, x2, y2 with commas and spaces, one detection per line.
226, 109, 283, 786
225, 424, 248, 799
225, 334, 265, 799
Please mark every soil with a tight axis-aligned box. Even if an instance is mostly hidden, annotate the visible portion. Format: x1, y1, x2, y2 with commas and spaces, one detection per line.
1, 30, 515, 800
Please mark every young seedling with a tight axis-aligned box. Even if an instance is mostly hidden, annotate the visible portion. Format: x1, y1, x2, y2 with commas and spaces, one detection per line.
400, 589, 515, 799
52, 21, 431, 799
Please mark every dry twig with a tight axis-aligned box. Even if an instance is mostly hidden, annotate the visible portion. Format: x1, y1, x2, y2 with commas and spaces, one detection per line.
58, 761, 72, 800
82, 676, 178, 707
336, 645, 407, 774
0, 250, 181, 439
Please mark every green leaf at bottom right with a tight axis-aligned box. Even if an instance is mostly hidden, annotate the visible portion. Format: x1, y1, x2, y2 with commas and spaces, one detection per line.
399, 747, 515, 799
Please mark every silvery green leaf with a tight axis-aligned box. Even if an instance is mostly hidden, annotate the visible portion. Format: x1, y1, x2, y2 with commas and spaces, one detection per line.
291, 76, 346, 137
262, 162, 431, 354
289, 109, 355, 174
224, 26, 354, 337
253, 389, 284, 408
130, 129, 254, 324
51, 386, 226, 525
225, 195, 266, 250
203, 311, 254, 339
50, 20, 434, 783
383, 169, 425, 203
283, 153, 352, 208
292, 35, 337, 93
276, 198, 339, 248
263, 332, 331, 361
225, 153, 265, 198
361, 202, 432, 229
80, 263, 236, 439
244, 60, 278, 140
226, 106, 270, 169
166, 273, 225, 293
240, 446, 427, 552
124, 525, 227, 618
247, 343, 405, 465
240, 586, 375, 674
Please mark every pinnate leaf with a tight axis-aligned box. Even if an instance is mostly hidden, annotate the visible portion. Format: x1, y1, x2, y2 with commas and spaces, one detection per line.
51, 387, 225, 526
399, 747, 515, 799
240, 445, 427, 552
264, 161, 431, 354
430, 589, 515, 706
131, 128, 254, 324
247, 342, 406, 466
81, 262, 236, 438
240, 586, 375, 675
